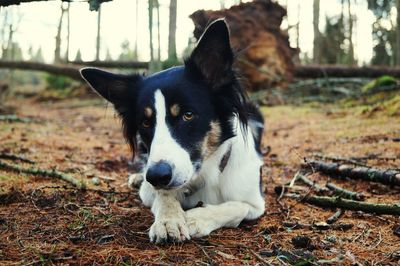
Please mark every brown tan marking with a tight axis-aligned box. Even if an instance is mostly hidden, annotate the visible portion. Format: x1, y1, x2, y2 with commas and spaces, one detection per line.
144, 107, 153, 118
201, 121, 221, 159
170, 103, 180, 117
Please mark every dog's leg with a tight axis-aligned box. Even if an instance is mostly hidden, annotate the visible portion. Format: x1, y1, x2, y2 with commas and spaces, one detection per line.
186, 201, 263, 238
127, 173, 144, 188
148, 190, 190, 243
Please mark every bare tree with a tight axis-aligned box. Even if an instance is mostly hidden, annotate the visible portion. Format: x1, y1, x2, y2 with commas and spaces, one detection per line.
168, 0, 177, 61
96, 6, 101, 61
134, 0, 139, 60
313, 0, 321, 63
148, 0, 154, 62
54, 3, 67, 63
65, 2, 70, 61
397, 0, 400, 65
347, 0, 355, 65
156, 0, 161, 62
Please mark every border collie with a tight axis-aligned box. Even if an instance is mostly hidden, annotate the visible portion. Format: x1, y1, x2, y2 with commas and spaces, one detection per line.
80, 19, 265, 243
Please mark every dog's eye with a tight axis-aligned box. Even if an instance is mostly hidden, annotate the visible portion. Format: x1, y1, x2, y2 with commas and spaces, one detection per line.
183, 111, 194, 121
142, 119, 151, 128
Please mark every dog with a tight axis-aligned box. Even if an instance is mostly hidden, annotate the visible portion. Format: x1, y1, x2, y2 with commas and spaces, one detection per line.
80, 19, 265, 243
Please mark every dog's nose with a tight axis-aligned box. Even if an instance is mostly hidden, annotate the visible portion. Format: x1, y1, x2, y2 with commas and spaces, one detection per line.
146, 161, 172, 188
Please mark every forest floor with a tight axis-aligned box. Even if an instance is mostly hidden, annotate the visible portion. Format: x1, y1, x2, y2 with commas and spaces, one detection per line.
0, 96, 399, 265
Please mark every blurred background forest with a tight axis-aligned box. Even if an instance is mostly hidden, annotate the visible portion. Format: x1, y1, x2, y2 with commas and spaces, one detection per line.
0, 0, 400, 109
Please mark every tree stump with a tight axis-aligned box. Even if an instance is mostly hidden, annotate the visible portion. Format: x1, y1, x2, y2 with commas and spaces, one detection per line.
190, 0, 296, 91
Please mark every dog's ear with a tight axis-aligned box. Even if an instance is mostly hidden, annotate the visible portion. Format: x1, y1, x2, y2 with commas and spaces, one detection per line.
186, 19, 234, 88
80, 68, 141, 109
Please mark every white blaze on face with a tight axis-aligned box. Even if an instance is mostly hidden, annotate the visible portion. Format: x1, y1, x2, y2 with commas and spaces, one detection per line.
147, 90, 194, 186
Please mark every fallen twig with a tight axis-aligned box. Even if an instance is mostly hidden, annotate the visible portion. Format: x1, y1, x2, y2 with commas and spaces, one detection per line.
304, 160, 400, 186
326, 209, 344, 224
283, 193, 400, 216
312, 154, 367, 167
296, 173, 329, 194
0, 160, 86, 189
325, 182, 365, 201
0, 152, 35, 164
282, 221, 353, 231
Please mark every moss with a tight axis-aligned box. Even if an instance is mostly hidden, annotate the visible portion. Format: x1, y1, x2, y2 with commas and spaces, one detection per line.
361, 75, 397, 93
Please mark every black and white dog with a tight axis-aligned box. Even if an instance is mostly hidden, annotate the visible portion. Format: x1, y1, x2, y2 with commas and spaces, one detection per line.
80, 19, 265, 243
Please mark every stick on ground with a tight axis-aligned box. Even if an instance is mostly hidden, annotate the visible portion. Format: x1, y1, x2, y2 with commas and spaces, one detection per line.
284, 193, 400, 216
304, 160, 400, 186
326, 182, 365, 201
296, 173, 329, 194
0, 153, 35, 164
0, 160, 86, 189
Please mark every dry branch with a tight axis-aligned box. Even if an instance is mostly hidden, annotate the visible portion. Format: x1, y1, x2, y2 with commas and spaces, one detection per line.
282, 221, 352, 230
284, 193, 400, 216
0, 160, 85, 189
0, 153, 35, 164
295, 173, 329, 193
326, 182, 365, 201
305, 160, 400, 187
326, 209, 344, 224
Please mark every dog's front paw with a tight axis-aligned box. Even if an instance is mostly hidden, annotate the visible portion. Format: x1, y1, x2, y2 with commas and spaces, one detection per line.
186, 209, 214, 238
127, 173, 144, 189
149, 215, 190, 243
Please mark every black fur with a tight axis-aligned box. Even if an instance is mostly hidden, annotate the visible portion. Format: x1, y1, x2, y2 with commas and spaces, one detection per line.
80, 19, 262, 165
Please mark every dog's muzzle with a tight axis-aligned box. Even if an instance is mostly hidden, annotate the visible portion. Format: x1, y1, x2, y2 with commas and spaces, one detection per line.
146, 161, 172, 189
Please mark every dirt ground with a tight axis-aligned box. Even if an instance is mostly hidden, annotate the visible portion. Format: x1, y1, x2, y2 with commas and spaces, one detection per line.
0, 97, 399, 265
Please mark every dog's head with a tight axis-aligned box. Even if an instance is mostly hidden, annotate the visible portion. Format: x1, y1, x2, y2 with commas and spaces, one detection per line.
81, 19, 248, 190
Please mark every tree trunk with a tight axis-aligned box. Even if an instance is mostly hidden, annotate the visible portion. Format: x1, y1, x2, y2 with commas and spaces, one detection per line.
397, 0, 400, 65
347, 0, 355, 65
134, 0, 139, 60
65, 2, 70, 61
54, 4, 65, 63
156, 0, 161, 62
148, 0, 154, 62
96, 6, 101, 61
168, 0, 177, 61
313, 0, 321, 63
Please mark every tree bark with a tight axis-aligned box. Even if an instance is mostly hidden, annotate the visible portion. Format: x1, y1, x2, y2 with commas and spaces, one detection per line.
148, 0, 154, 62
347, 0, 355, 65
96, 6, 101, 61
168, 0, 177, 61
313, 0, 321, 63
397, 0, 400, 65
54, 4, 66, 63
65, 2, 70, 61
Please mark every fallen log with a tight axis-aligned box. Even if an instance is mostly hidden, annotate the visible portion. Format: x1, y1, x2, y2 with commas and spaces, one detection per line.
295, 65, 400, 78
304, 160, 400, 187
0, 61, 81, 81
284, 193, 400, 216
69, 60, 149, 69
0, 160, 86, 189
325, 182, 365, 201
